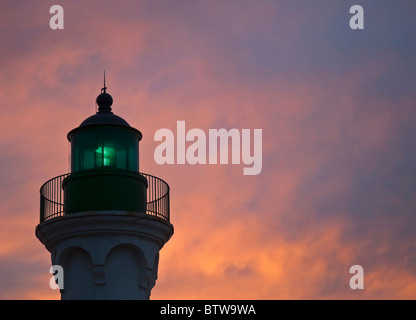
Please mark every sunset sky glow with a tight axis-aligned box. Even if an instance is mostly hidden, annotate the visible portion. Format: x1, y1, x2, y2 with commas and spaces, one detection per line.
1, 0, 416, 299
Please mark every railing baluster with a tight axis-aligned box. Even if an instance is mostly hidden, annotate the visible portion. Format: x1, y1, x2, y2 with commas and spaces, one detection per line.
53, 179, 55, 218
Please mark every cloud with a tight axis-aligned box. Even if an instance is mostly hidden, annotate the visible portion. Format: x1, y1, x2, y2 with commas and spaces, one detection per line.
0, 0, 415, 299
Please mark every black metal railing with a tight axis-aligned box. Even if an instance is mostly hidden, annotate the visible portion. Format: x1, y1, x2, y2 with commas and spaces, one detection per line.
40, 172, 170, 223
40, 173, 70, 222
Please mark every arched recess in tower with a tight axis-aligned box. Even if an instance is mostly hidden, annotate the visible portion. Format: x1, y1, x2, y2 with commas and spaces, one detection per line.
59, 247, 95, 300
104, 244, 147, 300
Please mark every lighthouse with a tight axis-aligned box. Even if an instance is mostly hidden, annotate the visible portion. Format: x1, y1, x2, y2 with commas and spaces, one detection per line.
36, 81, 173, 300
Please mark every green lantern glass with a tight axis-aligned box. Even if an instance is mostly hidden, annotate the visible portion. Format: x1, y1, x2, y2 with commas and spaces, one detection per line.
63, 119, 147, 214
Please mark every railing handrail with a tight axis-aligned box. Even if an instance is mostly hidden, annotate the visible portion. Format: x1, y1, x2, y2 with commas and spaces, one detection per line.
40, 171, 170, 223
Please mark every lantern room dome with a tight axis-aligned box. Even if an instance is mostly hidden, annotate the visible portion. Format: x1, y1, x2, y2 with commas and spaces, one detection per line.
78, 89, 131, 128
68, 85, 142, 145
79, 112, 131, 127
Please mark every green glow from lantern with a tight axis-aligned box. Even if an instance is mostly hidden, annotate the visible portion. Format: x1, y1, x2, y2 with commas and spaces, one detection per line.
96, 146, 115, 166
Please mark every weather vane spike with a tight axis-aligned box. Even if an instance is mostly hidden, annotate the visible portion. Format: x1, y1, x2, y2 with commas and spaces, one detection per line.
102, 70, 107, 93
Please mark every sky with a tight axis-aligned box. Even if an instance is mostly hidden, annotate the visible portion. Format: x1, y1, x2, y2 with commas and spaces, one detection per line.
0, 0, 416, 299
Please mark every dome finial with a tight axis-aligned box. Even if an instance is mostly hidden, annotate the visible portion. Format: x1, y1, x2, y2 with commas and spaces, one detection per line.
96, 70, 113, 113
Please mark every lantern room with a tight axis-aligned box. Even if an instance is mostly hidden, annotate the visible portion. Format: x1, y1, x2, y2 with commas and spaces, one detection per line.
67, 87, 142, 173
69, 124, 141, 172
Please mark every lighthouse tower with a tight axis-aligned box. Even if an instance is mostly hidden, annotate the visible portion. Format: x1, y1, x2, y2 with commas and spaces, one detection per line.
36, 82, 173, 300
